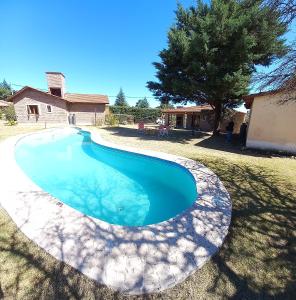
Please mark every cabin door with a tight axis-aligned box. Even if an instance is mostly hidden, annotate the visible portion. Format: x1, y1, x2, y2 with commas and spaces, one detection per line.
68, 113, 76, 125
176, 115, 183, 128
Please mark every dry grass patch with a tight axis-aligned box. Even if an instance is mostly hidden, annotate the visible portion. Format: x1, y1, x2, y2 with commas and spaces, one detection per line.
0, 122, 49, 141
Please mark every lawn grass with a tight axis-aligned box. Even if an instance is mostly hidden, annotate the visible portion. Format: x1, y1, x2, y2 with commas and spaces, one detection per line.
0, 122, 49, 141
0, 124, 296, 299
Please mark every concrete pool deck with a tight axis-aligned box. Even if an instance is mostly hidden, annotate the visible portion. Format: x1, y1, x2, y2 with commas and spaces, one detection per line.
0, 127, 231, 295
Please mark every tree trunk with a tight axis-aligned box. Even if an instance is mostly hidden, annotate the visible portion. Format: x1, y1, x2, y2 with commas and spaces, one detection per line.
213, 102, 222, 135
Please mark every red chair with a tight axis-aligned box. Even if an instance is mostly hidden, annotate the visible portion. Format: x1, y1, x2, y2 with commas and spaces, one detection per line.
138, 122, 145, 132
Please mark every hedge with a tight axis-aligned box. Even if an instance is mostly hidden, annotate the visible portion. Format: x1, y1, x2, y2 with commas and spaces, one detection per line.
109, 106, 161, 123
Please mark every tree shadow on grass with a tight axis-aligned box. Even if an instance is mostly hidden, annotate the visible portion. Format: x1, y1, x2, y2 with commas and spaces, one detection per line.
0, 210, 124, 300
102, 126, 210, 145
103, 126, 287, 159
200, 159, 296, 300
0, 159, 295, 299
196, 134, 295, 158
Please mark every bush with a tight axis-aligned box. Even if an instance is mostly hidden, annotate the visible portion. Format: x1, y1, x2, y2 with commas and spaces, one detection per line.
110, 106, 161, 123
3, 105, 16, 124
95, 117, 104, 127
105, 113, 119, 126
7, 119, 17, 126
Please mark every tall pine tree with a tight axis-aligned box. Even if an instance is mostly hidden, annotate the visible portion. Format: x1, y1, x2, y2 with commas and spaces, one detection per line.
147, 0, 287, 134
114, 88, 128, 106
135, 97, 150, 108
0, 80, 13, 100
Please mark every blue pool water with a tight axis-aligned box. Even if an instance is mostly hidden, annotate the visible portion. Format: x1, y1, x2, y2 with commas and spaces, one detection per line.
15, 130, 197, 226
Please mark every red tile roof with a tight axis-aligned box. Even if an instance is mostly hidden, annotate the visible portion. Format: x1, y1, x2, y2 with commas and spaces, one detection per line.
64, 93, 109, 104
7, 86, 109, 104
162, 105, 213, 113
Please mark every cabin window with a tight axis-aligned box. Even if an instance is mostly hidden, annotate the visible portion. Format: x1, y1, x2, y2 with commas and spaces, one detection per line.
50, 88, 62, 97
46, 105, 52, 113
27, 105, 39, 115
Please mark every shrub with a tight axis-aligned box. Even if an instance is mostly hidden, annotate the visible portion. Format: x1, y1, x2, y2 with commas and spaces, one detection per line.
3, 105, 17, 124
105, 113, 119, 126
7, 119, 17, 126
95, 117, 104, 127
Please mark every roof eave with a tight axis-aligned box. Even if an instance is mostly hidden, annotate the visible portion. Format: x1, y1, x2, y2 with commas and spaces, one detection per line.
46, 71, 65, 78
242, 89, 283, 109
8, 86, 109, 105
8, 86, 67, 102
67, 101, 109, 104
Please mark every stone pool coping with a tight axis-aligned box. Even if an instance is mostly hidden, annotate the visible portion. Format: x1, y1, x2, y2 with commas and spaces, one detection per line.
0, 127, 232, 295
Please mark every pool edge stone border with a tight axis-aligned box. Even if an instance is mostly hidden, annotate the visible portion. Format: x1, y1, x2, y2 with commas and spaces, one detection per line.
0, 127, 232, 295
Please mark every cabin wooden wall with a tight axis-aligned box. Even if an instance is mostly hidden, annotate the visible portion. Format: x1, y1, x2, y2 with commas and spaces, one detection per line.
13, 90, 68, 123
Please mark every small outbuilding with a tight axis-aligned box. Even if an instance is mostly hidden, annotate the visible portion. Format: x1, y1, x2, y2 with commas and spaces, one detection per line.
243, 90, 296, 154
162, 105, 215, 131
162, 105, 246, 133
8, 72, 109, 126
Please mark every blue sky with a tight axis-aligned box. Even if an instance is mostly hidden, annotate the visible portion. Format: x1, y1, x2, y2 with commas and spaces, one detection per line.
0, 0, 195, 107
0, 0, 294, 108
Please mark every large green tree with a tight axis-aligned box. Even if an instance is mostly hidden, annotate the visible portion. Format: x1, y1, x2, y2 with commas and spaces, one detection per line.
135, 97, 150, 108
147, 0, 287, 134
156, 103, 175, 109
0, 80, 13, 100
114, 88, 129, 106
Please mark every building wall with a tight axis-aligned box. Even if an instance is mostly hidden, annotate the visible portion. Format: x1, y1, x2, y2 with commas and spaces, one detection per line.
186, 113, 211, 130
165, 111, 214, 131
186, 114, 195, 129
13, 90, 68, 123
68, 103, 106, 125
197, 111, 215, 131
220, 111, 246, 134
247, 92, 296, 153
199, 112, 212, 131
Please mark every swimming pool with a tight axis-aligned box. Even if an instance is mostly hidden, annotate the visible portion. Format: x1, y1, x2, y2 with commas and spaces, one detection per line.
15, 129, 197, 226
0, 128, 231, 293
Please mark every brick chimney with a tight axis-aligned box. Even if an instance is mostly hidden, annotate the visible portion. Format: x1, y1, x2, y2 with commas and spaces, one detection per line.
46, 72, 66, 98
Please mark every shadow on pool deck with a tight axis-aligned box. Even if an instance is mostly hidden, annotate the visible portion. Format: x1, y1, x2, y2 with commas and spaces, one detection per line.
0, 158, 296, 299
